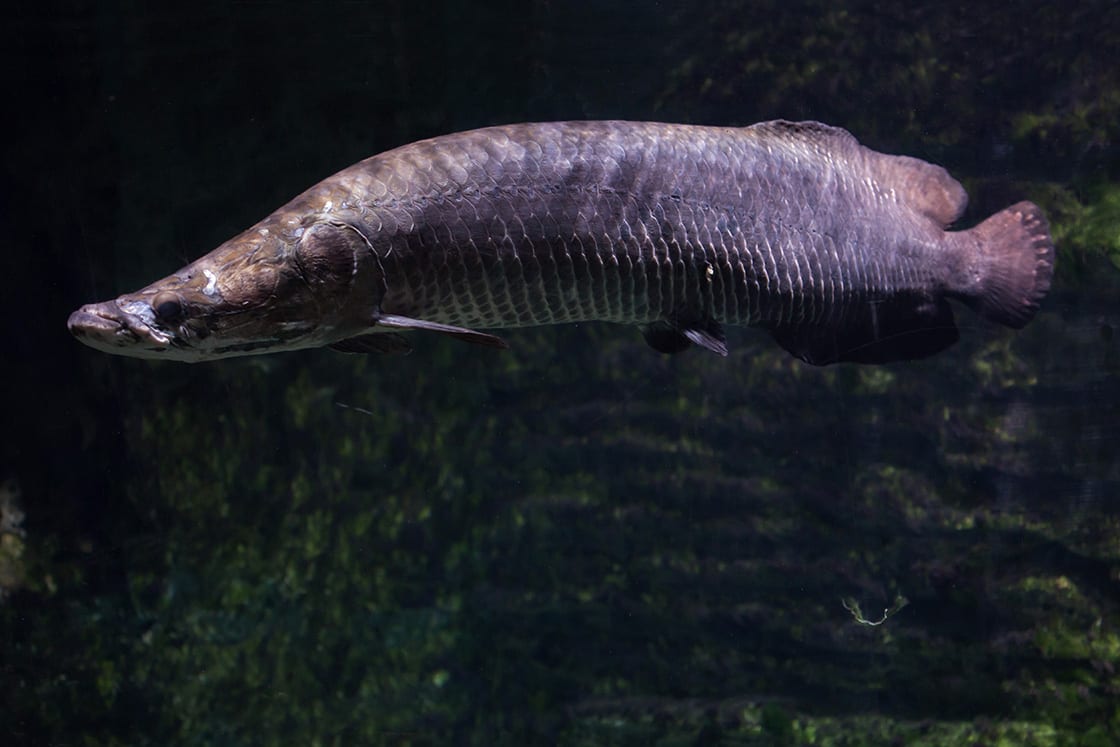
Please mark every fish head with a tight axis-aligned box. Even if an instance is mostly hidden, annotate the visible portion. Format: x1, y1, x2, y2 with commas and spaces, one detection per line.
68, 219, 382, 361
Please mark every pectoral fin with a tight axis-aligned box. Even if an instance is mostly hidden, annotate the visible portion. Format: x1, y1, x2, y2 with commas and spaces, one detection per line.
376, 314, 509, 349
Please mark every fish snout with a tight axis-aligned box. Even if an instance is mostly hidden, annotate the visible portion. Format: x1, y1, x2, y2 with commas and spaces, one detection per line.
68, 302, 126, 340
68, 300, 168, 355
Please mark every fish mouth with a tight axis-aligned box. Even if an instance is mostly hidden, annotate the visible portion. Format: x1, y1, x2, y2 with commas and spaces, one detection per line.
67, 299, 299, 361
67, 300, 172, 357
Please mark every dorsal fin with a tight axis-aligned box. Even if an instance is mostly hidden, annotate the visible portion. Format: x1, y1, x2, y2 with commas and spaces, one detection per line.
869, 153, 968, 228
748, 120, 968, 229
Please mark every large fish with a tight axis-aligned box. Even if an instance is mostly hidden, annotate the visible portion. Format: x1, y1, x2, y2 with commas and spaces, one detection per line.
68, 120, 1054, 365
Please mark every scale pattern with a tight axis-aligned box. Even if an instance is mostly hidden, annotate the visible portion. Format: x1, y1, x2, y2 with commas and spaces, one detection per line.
317, 121, 951, 331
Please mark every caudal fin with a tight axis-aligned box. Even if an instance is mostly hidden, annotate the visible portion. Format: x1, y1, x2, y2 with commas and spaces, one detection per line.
962, 201, 1055, 328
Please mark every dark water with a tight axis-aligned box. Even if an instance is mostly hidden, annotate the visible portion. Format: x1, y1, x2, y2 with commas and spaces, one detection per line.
4, 2, 1118, 744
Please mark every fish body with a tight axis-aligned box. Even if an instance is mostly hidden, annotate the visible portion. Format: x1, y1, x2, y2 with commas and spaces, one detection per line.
68, 120, 1054, 364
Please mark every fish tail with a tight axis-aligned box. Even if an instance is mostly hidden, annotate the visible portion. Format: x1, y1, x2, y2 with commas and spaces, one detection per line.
960, 201, 1055, 328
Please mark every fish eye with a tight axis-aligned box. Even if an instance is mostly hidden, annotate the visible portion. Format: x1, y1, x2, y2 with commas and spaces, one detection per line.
151, 293, 184, 324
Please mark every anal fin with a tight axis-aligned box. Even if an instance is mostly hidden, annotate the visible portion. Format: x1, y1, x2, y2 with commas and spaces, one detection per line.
770, 295, 959, 365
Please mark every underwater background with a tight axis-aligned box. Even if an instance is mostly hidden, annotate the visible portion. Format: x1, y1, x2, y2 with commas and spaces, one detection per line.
3, 1, 1118, 744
